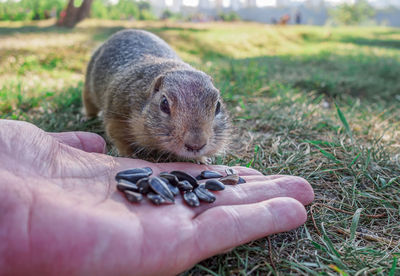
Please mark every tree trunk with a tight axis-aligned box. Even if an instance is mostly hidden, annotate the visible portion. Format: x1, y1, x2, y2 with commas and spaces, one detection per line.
56, 0, 94, 28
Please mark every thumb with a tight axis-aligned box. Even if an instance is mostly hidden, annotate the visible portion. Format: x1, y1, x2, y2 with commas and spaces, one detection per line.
48, 132, 106, 153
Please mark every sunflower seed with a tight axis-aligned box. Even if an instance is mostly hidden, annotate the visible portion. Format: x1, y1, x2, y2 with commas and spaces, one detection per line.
200, 170, 223, 179
136, 177, 150, 194
177, 180, 193, 191
124, 190, 143, 203
159, 173, 180, 186
225, 168, 238, 176
205, 179, 225, 191
117, 179, 139, 192
219, 174, 239, 185
160, 177, 180, 196
147, 192, 166, 205
115, 167, 152, 183
117, 167, 153, 176
149, 177, 175, 203
168, 183, 180, 196
170, 171, 199, 188
183, 191, 200, 207
194, 186, 216, 203
115, 167, 237, 207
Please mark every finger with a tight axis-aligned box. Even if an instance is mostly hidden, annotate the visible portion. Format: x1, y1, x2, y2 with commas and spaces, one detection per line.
195, 174, 285, 186
240, 175, 314, 205
192, 197, 307, 260
49, 132, 106, 153
192, 175, 314, 214
231, 166, 263, 176
225, 175, 285, 182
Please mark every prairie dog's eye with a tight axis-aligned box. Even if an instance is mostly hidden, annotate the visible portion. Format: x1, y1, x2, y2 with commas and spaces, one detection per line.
215, 101, 221, 116
160, 95, 170, 115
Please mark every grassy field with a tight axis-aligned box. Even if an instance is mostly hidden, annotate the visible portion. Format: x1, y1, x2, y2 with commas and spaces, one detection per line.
1, 19, 400, 275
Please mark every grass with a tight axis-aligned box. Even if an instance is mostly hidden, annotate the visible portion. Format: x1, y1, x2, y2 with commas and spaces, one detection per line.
1, 19, 400, 275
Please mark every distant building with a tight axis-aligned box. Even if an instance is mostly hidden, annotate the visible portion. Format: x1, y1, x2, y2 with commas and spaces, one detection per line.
215, 0, 224, 10
370, 0, 400, 8
276, 0, 291, 7
171, 0, 183, 12
231, 0, 241, 11
198, 0, 211, 10
151, 0, 167, 9
151, 0, 400, 27
305, 0, 324, 7
246, 0, 257, 8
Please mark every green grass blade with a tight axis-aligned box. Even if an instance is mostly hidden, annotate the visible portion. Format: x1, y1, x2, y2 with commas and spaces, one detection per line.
350, 208, 363, 243
389, 256, 398, 276
286, 261, 320, 276
349, 152, 361, 167
321, 223, 341, 259
384, 177, 400, 189
311, 241, 327, 252
335, 103, 352, 138
306, 140, 341, 164
319, 147, 342, 164
329, 264, 350, 276
303, 140, 337, 147
246, 145, 260, 167
195, 264, 220, 276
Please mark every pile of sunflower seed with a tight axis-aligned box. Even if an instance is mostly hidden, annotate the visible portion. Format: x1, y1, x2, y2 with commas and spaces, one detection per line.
115, 167, 246, 207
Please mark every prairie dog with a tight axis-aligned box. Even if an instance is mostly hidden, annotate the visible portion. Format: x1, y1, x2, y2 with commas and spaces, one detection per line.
83, 29, 230, 162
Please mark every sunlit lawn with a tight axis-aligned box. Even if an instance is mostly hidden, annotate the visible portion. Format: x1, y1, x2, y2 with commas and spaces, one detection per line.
1, 19, 400, 275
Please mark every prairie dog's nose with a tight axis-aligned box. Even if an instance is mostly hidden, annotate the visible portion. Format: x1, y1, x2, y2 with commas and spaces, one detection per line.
185, 143, 206, 152
184, 128, 209, 152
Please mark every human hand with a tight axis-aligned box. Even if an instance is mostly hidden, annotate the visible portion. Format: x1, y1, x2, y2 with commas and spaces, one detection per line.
0, 119, 314, 276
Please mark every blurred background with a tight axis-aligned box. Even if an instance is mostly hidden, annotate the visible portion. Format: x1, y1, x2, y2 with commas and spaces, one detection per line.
0, 0, 400, 26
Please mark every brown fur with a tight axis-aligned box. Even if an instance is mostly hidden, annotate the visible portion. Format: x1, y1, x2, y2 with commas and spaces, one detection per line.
83, 29, 230, 162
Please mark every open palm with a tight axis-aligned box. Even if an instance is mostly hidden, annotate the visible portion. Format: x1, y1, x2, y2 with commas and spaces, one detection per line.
0, 120, 314, 276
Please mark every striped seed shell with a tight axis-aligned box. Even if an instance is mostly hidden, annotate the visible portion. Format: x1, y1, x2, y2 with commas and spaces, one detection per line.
200, 170, 223, 179
225, 168, 238, 176
219, 174, 239, 185
205, 179, 225, 191
115, 167, 152, 183
117, 179, 139, 192
168, 184, 180, 196
147, 192, 166, 205
160, 177, 179, 196
136, 177, 151, 194
183, 191, 200, 207
170, 171, 199, 188
159, 173, 180, 186
177, 180, 193, 192
124, 190, 143, 203
194, 186, 216, 203
149, 177, 175, 203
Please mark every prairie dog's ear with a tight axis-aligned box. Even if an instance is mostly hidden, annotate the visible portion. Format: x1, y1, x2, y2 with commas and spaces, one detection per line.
153, 75, 164, 93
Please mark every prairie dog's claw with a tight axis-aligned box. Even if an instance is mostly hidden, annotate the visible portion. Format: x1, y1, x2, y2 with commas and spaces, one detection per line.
197, 156, 211, 165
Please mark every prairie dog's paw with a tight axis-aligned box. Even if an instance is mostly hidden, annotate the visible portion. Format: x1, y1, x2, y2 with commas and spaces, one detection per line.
197, 156, 212, 165
80, 108, 100, 122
